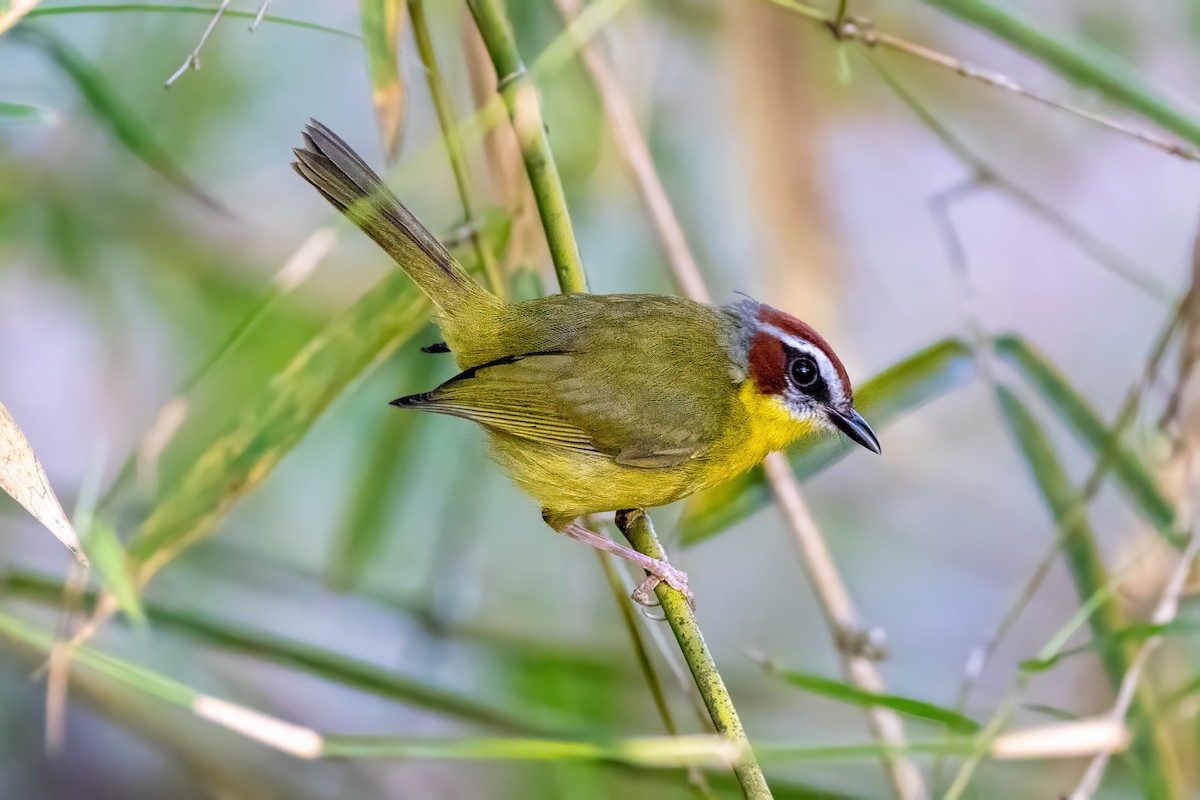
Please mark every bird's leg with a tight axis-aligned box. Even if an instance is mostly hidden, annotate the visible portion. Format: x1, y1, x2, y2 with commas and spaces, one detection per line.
555, 519, 694, 610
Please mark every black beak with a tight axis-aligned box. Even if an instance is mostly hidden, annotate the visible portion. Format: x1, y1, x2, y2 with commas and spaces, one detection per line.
829, 408, 881, 455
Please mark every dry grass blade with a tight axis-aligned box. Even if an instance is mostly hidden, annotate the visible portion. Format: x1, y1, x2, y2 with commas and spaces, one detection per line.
1067, 528, 1200, 797
0, 0, 39, 35
361, 0, 407, 163
0, 402, 88, 566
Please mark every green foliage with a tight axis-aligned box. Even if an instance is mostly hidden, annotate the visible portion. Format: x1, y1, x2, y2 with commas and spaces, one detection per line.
84, 519, 146, 626
994, 334, 1177, 540
994, 384, 1178, 799
0, 101, 48, 124
128, 272, 430, 571
14, 27, 222, 210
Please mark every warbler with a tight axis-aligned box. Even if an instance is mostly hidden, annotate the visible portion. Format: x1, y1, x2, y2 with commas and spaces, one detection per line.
293, 121, 878, 605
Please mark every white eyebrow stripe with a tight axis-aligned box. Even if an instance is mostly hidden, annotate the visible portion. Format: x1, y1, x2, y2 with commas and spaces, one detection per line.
759, 322, 848, 407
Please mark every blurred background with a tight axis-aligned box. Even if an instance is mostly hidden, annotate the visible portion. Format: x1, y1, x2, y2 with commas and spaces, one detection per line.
1, 0, 1199, 797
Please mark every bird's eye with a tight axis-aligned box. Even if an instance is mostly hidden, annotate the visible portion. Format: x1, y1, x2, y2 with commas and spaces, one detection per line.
790, 354, 820, 389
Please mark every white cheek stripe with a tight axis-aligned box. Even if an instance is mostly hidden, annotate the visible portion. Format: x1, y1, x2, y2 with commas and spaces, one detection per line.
759, 323, 848, 407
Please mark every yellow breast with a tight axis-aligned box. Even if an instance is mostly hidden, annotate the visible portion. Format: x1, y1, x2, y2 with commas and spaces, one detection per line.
489, 379, 819, 522
693, 380, 820, 488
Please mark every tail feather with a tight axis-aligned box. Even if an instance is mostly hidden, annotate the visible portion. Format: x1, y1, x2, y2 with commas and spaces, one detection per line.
292, 119, 493, 318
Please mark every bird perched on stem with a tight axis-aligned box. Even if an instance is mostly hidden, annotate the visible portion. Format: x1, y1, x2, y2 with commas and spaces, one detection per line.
292, 120, 879, 607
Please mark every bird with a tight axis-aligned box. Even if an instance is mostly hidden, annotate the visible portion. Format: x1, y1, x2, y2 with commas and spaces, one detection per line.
291, 120, 879, 607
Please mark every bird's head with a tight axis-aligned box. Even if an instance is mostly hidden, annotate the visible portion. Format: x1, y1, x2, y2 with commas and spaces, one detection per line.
732, 299, 880, 455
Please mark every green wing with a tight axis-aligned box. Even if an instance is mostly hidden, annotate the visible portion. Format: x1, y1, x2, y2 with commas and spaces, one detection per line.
393, 349, 729, 469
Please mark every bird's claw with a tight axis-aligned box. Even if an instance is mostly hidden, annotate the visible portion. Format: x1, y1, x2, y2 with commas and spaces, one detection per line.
631, 564, 695, 612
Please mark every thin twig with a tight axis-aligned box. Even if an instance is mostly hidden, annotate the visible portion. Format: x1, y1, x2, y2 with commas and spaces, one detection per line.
249, 0, 274, 31
467, 0, 587, 292
870, 56, 1174, 304
764, 456, 925, 799
553, 2, 921, 794
165, 0, 232, 87
769, 0, 1200, 163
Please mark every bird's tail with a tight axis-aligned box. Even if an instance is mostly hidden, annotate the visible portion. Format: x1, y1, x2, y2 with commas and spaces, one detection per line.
292, 120, 496, 320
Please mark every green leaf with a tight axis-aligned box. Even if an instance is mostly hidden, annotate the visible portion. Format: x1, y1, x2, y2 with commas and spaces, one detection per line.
326, 344, 442, 591
14, 28, 224, 212
680, 337, 974, 545
763, 662, 980, 733
920, 0, 1200, 148
995, 385, 1128, 682
1021, 704, 1079, 722
509, 266, 546, 302
85, 519, 146, 626
0, 100, 49, 124
0, 610, 195, 707
127, 271, 431, 573
995, 334, 1177, 540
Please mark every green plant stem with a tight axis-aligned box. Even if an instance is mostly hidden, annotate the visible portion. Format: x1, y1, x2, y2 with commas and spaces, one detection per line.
617, 511, 773, 800
466, 0, 587, 293
4, 570, 572, 734
22, 4, 359, 38
440, 3, 767, 795
408, 0, 505, 298
920, 0, 1200, 148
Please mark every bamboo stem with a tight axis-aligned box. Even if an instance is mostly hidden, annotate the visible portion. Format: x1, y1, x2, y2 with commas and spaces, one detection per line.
465, 3, 768, 796
617, 511, 772, 800
408, 0, 505, 297
466, 0, 587, 293
550, 3, 920, 795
